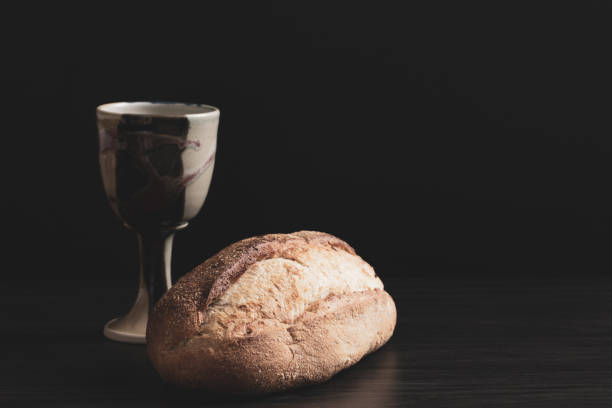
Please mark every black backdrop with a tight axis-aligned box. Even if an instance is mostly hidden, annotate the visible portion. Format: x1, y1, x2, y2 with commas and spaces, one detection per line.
5, 2, 612, 286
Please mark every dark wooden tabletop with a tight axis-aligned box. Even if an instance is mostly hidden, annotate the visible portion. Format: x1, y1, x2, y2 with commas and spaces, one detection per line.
3, 266, 612, 407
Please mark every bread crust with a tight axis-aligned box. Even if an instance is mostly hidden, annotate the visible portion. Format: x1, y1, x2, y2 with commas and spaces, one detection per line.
147, 231, 396, 393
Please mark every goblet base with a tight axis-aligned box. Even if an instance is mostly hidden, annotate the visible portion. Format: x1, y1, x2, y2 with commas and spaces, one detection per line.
104, 317, 146, 344
103, 278, 149, 344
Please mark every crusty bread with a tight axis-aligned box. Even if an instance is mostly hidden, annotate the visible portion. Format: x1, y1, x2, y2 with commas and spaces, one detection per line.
146, 231, 396, 393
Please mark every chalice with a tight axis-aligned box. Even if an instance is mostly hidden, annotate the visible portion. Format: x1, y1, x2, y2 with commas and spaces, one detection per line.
96, 102, 219, 343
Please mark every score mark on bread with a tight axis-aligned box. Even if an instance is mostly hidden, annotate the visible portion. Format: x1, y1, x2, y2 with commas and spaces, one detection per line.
146, 231, 396, 393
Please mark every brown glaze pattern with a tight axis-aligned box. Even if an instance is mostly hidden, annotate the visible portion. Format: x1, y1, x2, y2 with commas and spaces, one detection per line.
97, 113, 216, 230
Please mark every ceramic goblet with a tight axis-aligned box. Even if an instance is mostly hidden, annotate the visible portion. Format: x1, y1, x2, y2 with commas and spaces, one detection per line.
96, 102, 219, 343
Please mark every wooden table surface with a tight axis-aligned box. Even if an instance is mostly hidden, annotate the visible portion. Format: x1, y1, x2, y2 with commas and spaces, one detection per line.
3, 268, 612, 407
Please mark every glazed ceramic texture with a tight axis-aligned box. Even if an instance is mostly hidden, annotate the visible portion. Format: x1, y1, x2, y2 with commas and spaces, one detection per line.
97, 103, 219, 231
96, 102, 220, 343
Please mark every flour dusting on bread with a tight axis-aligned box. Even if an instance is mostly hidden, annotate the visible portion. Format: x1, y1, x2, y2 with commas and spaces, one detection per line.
147, 231, 396, 393
203, 245, 383, 337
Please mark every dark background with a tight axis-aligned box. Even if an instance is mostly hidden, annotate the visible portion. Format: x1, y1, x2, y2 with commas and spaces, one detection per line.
4, 2, 612, 407
6, 2, 612, 284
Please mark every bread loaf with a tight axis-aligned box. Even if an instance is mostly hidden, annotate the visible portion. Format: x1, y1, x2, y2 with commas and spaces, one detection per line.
146, 231, 396, 393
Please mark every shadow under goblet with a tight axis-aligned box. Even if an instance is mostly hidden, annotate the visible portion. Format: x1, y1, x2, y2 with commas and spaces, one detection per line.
96, 102, 220, 343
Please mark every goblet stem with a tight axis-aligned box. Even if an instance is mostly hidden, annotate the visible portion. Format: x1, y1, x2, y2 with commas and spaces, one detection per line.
103, 224, 186, 344
138, 229, 176, 311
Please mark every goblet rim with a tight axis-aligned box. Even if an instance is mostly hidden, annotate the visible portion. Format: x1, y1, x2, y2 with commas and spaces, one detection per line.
97, 101, 220, 120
